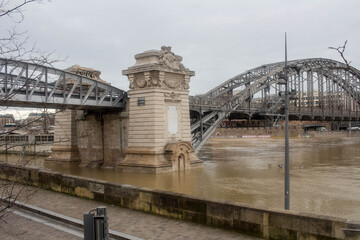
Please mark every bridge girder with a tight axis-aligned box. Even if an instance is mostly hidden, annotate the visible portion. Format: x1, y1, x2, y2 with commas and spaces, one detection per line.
0, 58, 128, 110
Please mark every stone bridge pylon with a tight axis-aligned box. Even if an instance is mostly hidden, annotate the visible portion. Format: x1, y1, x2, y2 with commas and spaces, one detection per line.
119, 46, 202, 173
47, 47, 203, 173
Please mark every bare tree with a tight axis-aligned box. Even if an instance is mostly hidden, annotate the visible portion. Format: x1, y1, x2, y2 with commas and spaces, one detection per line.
329, 40, 360, 79
329, 40, 350, 66
0, 0, 62, 220
329, 41, 360, 136
0, 0, 61, 64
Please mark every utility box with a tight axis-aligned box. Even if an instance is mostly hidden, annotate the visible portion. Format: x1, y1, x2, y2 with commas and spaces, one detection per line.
83, 206, 109, 240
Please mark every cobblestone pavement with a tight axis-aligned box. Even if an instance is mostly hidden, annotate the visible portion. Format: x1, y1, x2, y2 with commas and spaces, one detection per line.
1, 183, 262, 240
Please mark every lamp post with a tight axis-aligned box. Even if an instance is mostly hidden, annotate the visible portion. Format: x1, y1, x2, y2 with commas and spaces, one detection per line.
284, 33, 290, 210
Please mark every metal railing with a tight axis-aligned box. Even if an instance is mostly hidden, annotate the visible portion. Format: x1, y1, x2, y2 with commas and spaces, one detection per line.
0, 58, 127, 109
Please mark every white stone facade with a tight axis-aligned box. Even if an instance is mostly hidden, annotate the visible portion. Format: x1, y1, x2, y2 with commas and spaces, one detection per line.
119, 46, 202, 173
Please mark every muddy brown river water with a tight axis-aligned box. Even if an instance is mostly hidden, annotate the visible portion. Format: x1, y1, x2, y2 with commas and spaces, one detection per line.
3, 135, 360, 220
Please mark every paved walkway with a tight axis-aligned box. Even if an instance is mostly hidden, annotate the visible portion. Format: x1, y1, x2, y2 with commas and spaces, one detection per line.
0, 211, 82, 240
1, 183, 262, 240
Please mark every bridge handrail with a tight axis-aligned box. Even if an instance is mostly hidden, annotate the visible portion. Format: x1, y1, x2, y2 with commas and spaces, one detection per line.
0, 58, 128, 109
0, 58, 124, 93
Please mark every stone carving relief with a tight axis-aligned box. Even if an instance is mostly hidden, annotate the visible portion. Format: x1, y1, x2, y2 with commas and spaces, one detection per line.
125, 46, 194, 91
164, 92, 181, 100
163, 78, 183, 89
66, 65, 106, 83
158, 72, 165, 87
136, 77, 147, 88
128, 71, 190, 91
183, 75, 190, 90
128, 74, 137, 89
144, 72, 152, 87
145, 71, 163, 87
159, 46, 186, 72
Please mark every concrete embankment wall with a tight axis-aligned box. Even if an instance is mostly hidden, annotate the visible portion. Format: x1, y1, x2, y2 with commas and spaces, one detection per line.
1, 163, 359, 240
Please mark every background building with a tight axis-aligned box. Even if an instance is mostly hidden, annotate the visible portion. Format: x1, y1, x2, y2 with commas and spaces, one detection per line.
0, 114, 15, 128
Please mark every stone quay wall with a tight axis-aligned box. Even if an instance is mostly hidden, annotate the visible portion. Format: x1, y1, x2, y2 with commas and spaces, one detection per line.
213, 127, 360, 139
214, 125, 303, 138
1, 163, 359, 240
213, 122, 334, 138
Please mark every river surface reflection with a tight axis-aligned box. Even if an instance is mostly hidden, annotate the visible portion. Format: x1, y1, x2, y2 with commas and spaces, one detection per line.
3, 136, 360, 220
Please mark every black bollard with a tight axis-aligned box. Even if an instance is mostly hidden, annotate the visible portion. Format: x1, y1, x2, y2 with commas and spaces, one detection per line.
84, 206, 108, 240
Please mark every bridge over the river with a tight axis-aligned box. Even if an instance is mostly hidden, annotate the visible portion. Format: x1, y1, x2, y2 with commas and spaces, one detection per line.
0, 58, 127, 110
1, 53, 360, 168
189, 58, 360, 150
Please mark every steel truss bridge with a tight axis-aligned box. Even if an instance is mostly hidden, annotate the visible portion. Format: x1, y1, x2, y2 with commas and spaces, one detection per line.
190, 58, 360, 151
1, 58, 360, 151
0, 58, 127, 110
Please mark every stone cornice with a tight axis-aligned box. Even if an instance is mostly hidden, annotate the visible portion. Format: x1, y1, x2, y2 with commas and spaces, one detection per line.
122, 63, 195, 76
122, 46, 195, 76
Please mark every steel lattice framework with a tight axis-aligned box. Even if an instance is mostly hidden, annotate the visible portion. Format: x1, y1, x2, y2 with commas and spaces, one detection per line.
190, 58, 360, 151
1, 58, 359, 151
0, 58, 127, 109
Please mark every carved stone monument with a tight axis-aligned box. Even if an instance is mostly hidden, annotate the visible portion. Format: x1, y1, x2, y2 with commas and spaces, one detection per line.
65, 65, 108, 84
119, 46, 202, 173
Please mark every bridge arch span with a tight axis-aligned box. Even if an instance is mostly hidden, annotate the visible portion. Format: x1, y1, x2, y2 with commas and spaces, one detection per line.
190, 58, 360, 151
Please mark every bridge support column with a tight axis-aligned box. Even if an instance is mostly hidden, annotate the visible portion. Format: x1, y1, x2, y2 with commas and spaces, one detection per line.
118, 46, 202, 173
46, 110, 81, 163
102, 111, 128, 167
76, 111, 129, 168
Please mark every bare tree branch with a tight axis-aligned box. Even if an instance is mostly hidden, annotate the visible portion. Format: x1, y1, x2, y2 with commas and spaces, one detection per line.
0, 0, 63, 221
0, 0, 40, 22
0, 0, 61, 65
329, 40, 351, 67
329, 40, 360, 79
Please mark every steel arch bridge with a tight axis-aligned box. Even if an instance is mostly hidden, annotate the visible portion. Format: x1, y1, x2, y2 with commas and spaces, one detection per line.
1, 57, 360, 151
190, 58, 360, 151
0, 58, 127, 110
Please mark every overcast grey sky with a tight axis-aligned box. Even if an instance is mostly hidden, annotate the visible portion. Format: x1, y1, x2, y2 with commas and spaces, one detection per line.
1, 0, 360, 118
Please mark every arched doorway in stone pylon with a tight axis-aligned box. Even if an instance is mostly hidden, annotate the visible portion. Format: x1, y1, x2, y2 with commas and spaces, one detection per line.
177, 153, 185, 171
165, 141, 196, 172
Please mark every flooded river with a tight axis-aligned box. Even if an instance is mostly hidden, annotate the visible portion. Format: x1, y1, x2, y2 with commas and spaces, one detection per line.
2, 135, 360, 220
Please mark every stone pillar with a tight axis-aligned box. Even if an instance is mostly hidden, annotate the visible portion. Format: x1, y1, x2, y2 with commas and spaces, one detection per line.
47, 64, 109, 165
76, 112, 103, 167
47, 109, 81, 163
103, 111, 128, 167
75, 110, 128, 168
118, 46, 202, 173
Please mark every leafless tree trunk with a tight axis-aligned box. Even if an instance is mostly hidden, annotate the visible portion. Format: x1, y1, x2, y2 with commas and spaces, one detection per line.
329, 41, 359, 137
0, 0, 64, 220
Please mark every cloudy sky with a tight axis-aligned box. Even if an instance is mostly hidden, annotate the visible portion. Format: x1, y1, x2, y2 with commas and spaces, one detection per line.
1, 0, 360, 118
